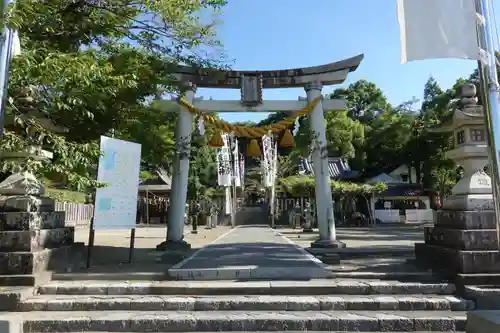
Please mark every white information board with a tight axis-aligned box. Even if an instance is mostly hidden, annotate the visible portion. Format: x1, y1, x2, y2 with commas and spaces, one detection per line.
93, 136, 142, 230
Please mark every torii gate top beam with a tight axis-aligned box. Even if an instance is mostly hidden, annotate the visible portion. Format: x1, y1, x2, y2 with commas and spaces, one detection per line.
171, 54, 364, 89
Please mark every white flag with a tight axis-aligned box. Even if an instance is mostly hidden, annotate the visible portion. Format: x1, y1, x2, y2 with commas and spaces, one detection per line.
216, 134, 231, 186
262, 133, 273, 188
11, 30, 21, 57
397, 0, 481, 64
233, 139, 241, 187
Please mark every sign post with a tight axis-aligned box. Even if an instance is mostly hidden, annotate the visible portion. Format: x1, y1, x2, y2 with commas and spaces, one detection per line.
86, 136, 142, 268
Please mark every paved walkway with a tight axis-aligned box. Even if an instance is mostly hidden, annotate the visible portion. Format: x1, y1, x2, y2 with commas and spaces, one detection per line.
283, 225, 423, 251
168, 226, 331, 280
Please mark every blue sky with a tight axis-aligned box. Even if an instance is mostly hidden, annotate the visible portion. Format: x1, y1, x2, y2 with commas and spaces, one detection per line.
196, 0, 492, 123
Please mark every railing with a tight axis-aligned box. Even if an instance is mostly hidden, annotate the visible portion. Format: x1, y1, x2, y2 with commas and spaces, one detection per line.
405, 209, 434, 223
374, 209, 400, 223
55, 202, 94, 227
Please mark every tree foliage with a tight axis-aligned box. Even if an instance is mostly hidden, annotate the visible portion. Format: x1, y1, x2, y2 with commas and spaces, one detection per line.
278, 176, 387, 197
2, 0, 227, 191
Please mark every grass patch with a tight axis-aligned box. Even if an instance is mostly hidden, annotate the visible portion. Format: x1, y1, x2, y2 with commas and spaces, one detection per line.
46, 188, 88, 203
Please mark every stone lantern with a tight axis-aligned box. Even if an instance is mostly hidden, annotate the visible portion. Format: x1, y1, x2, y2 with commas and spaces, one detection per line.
440, 83, 492, 210
414, 83, 500, 286
0, 111, 83, 286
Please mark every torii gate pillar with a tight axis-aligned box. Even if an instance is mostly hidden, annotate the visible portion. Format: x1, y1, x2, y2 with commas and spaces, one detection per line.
157, 84, 196, 251
305, 82, 342, 248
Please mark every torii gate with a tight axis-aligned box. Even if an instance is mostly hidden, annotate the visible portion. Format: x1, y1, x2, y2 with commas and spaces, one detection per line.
157, 54, 364, 251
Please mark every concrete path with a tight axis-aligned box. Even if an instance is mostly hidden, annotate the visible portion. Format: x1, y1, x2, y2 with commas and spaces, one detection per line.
168, 225, 331, 280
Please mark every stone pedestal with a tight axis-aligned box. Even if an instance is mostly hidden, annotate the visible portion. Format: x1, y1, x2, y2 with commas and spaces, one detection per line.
0, 172, 84, 286
414, 172, 500, 286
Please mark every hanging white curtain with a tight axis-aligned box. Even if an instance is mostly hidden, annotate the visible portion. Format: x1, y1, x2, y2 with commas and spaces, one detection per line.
217, 134, 232, 186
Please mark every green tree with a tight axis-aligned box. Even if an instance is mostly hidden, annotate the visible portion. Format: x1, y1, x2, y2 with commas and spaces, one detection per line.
187, 125, 218, 200
2, 0, 227, 190
330, 80, 389, 122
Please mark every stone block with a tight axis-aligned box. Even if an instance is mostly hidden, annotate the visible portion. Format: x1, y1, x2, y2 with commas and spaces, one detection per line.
0, 211, 65, 231
456, 273, 500, 287
0, 228, 74, 252
0, 172, 45, 196
0, 272, 52, 286
310, 239, 346, 248
464, 286, 500, 310
417, 208, 500, 285
17, 311, 467, 332
442, 193, 493, 211
36, 280, 456, 296
415, 243, 500, 274
0, 195, 55, 213
435, 210, 496, 230
424, 226, 498, 250
467, 310, 500, 333
0, 243, 84, 275
319, 254, 340, 265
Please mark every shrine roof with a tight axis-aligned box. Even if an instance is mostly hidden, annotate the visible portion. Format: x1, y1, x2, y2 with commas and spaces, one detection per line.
299, 157, 359, 180
171, 54, 364, 88
139, 172, 172, 191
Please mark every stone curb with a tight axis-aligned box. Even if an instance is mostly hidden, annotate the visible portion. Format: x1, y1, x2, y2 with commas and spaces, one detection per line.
36, 281, 456, 296
19, 310, 467, 332
168, 266, 332, 280
19, 295, 474, 312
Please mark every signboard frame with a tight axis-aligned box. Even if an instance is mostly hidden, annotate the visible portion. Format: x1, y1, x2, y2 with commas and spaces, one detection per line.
86, 135, 142, 268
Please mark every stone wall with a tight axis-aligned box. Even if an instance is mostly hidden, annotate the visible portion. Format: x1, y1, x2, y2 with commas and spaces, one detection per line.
0, 210, 84, 285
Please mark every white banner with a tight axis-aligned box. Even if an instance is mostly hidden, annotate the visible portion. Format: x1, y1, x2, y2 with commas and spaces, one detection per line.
233, 138, 241, 187
271, 141, 278, 185
217, 134, 232, 186
93, 136, 141, 230
225, 187, 232, 215
397, 0, 481, 63
239, 153, 245, 187
262, 133, 275, 187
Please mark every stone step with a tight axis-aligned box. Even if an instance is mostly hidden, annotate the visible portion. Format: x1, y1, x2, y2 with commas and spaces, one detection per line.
36, 280, 456, 296
307, 247, 415, 259
328, 271, 439, 281
13, 310, 466, 332
52, 271, 170, 281
19, 294, 474, 312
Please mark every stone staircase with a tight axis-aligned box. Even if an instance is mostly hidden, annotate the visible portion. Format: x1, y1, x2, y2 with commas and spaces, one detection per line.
4, 278, 473, 332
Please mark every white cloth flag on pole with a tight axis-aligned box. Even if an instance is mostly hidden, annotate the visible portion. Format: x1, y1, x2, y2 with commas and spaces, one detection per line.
11, 30, 21, 57
233, 138, 241, 187
239, 153, 245, 187
217, 134, 231, 186
397, 0, 482, 63
271, 141, 278, 185
262, 133, 273, 187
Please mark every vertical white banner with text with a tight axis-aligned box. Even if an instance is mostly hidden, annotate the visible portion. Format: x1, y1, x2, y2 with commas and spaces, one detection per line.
93, 136, 142, 230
